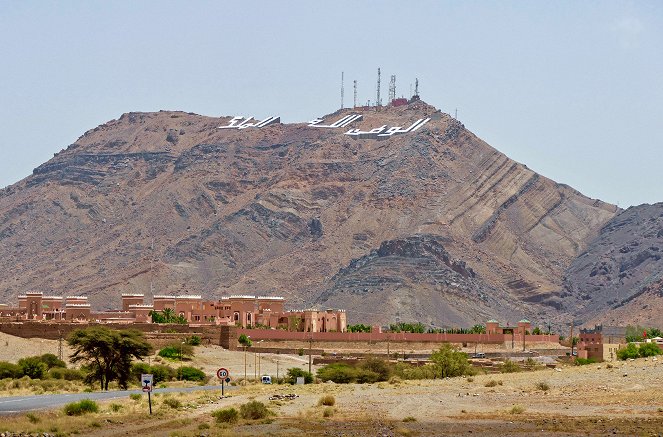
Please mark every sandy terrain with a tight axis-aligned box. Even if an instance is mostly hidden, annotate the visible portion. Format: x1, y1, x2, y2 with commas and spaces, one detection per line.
2, 332, 663, 435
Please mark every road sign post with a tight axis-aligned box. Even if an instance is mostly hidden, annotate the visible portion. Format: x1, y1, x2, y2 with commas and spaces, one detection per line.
217, 368, 230, 396
141, 373, 154, 414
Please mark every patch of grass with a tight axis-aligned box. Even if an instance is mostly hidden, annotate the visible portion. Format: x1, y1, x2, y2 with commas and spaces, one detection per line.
163, 398, 182, 409
402, 416, 417, 422
318, 395, 335, 406
129, 393, 142, 401
510, 405, 525, 414
198, 422, 210, 430
240, 400, 271, 420
500, 360, 521, 373
485, 379, 502, 387
536, 381, 550, 391
323, 407, 334, 418
466, 377, 474, 382
212, 407, 239, 424
109, 403, 123, 412
64, 399, 99, 416
26, 412, 40, 423
606, 363, 614, 369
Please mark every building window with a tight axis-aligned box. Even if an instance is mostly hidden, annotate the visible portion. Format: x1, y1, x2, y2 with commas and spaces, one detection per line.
194, 315, 200, 321
234, 312, 239, 322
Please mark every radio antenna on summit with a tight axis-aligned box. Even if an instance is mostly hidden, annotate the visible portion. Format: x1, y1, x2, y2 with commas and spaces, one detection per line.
340, 72, 344, 109
389, 75, 396, 103
353, 80, 357, 108
414, 78, 419, 97
376, 68, 382, 107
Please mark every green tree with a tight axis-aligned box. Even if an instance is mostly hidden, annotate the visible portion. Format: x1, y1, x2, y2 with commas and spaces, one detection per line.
238, 334, 252, 348
469, 324, 486, 334
149, 308, 188, 324
532, 327, 542, 335
18, 357, 47, 379
638, 342, 661, 357
286, 367, 313, 384
625, 325, 646, 342
617, 343, 640, 360
429, 344, 473, 378
68, 327, 152, 390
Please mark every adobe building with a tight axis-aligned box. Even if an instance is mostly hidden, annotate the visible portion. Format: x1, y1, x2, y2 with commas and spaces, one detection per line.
577, 325, 627, 362
486, 319, 532, 336
1, 291, 347, 333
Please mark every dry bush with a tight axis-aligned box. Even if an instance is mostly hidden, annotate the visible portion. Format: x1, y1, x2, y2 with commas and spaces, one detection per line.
510, 405, 525, 414
318, 395, 336, 406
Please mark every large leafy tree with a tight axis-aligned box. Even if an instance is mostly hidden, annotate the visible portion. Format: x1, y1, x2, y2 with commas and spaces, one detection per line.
429, 344, 473, 378
68, 326, 152, 390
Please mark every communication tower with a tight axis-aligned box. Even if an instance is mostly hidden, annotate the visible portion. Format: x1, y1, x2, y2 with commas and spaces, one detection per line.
414, 78, 419, 97
341, 72, 344, 109
353, 80, 357, 108
376, 68, 382, 107
389, 75, 396, 103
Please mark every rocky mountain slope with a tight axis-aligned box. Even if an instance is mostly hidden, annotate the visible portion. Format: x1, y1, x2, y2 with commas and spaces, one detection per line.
563, 203, 663, 326
0, 101, 623, 326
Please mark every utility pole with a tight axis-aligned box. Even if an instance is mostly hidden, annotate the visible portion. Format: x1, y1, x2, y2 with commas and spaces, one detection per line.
57, 329, 63, 361
308, 335, 312, 375
569, 324, 574, 358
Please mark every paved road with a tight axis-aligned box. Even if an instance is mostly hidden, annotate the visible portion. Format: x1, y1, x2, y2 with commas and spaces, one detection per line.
0, 384, 233, 414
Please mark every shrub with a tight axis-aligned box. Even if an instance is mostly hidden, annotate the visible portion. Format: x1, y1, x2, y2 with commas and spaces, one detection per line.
39, 353, 66, 370
109, 403, 123, 412
150, 364, 177, 383
323, 407, 334, 417
430, 345, 475, 377
510, 405, 525, 414
639, 342, 662, 357
177, 366, 206, 382
64, 399, 99, 416
286, 367, 313, 384
574, 358, 596, 366
500, 360, 521, 373
485, 379, 502, 387
0, 361, 24, 379
18, 357, 48, 379
187, 335, 202, 346
129, 393, 142, 401
26, 413, 40, 424
130, 362, 151, 383
359, 357, 392, 382
158, 343, 194, 360
240, 400, 270, 420
536, 381, 550, 391
317, 363, 356, 383
213, 407, 239, 423
163, 397, 182, 409
402, 416, 417, 422
198, 423, 210, 430
318, 395, 336, 406
297, 348, 304, 356
617, 343, 640, 360
355, 369, 381, 384
392, 362, 437, 380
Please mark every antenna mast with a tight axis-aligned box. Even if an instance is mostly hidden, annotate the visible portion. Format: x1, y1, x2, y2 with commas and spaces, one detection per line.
376, 68, 381, 107
340, 72, 344, 109
353, 80, 357, 108
389, 75, 396, 104
414, 78, 419, 97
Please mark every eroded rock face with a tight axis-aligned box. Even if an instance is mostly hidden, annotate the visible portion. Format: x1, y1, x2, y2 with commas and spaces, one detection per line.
0, 103, 620, 326
563, 203, 663, 325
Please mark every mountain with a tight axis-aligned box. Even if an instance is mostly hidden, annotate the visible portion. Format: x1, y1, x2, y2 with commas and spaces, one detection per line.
563, 203, 663, 326
0, 101, 621, 327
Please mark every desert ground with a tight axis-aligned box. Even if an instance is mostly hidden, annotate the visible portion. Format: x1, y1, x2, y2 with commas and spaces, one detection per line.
1, 332, 663, 436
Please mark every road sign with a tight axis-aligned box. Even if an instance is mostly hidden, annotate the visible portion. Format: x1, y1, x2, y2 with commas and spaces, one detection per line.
216, 368, 229, 379
225, 377, 231, 383
141, 373, 154, 393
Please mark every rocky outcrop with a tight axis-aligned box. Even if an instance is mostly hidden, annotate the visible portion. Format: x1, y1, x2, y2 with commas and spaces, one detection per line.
563, 203, 663, 325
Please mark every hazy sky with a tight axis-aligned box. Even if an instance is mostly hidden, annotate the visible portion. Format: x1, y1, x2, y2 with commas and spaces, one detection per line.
1, 1, 661, 207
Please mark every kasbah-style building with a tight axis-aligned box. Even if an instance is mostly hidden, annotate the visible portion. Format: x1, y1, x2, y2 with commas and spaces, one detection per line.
0, 292, 347, 333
